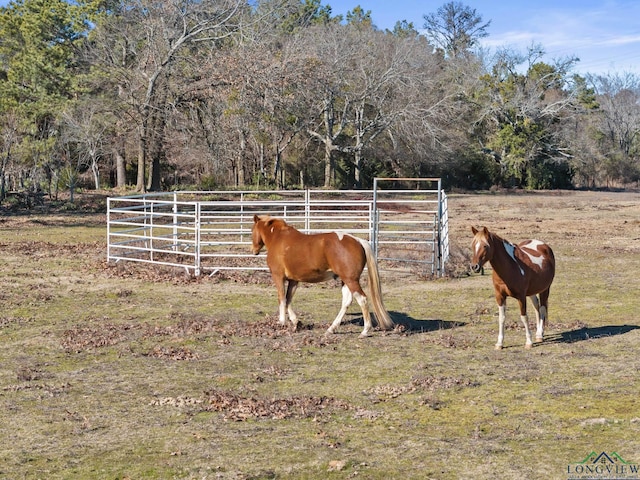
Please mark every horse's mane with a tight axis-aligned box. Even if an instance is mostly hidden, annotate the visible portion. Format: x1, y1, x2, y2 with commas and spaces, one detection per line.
258, 215, 290, 231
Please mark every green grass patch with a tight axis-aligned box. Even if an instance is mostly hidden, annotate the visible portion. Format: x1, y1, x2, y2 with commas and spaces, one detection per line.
1, 191, 639, 479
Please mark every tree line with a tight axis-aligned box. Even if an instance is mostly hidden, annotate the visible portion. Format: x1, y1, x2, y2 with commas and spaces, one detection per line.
1, 0, 639, 201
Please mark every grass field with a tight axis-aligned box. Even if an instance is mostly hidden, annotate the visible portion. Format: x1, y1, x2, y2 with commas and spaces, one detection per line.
1, 190, 639, 479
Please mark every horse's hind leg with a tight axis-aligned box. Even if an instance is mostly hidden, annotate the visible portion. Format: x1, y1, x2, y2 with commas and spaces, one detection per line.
326, 284, 353, 335
354, 291, 373, 337
529, 294, 543, 342
537, 288, 551, 342
286, 280, 299, 329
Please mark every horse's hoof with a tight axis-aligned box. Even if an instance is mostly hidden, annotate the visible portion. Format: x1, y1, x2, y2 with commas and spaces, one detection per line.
535, 336, 543, 342
359, 331, 372, 338
325, 328, 335, 335
494, 344, 503, 350
525, 343, 533, 349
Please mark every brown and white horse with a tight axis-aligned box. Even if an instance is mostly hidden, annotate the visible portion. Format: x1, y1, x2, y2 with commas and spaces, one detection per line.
470, 226, 555, 349
252, 215, 394, 337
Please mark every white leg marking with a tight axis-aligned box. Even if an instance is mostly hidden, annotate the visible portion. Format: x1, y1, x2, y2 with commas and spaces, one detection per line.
287, 304, 298, 326
286, 283, 298, 327
496, 304, 506, 350
278, 299, 287, 325
529, 295, 542, 341
354, 291, 372, 337
538, 305, 547, 341
521, 314, 533, 349
326, 285, 352, 334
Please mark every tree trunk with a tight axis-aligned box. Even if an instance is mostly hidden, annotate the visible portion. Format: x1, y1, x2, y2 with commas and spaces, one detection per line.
115, 149, 126, 188
323, 138, 333, 188
136, 126, 146, 192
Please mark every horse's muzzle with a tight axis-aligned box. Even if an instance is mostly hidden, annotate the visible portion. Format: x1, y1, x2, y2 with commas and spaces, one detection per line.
470, 263, 482, 274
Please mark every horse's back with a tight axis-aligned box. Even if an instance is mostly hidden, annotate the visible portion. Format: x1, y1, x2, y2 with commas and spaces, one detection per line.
517, 239, 555, 292
269, 229, 365, 282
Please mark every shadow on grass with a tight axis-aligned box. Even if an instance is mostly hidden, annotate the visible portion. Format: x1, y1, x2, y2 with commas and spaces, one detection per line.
338, 312, 465, 335
546, 325, 640, 344
390, 311, 466, 335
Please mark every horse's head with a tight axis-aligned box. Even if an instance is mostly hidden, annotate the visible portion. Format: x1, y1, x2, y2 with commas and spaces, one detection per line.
470, 226, 493, 273
251, 214, 269, 254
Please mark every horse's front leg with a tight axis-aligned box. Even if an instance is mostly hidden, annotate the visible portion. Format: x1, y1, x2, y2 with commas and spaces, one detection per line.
285, 280, 299, 329
272, 274, 287, 325
517, 296, 533, 349
495, 298, 506, 350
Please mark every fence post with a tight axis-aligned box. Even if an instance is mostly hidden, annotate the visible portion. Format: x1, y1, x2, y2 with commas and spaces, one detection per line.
194, 202, 201, 276
172, 192, 178, 251
371, 178, 379, 256
150, 200, 155, 262
305, 189, 310, 232
106, 197, 112, 262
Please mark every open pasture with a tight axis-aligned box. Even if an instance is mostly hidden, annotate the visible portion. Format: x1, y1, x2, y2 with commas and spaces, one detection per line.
0, 190, 639, 479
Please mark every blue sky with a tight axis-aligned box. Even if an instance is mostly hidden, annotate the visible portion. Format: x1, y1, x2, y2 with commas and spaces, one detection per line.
1, 0, 638, 75
323, 0, 640, 75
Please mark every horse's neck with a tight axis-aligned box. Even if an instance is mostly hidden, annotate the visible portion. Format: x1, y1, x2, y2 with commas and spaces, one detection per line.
265, 224, 295, 242
490, 234, 520, 273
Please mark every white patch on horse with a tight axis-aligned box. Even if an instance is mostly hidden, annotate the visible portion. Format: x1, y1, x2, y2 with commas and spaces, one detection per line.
503, 240, 525, 275
474, 239, 486, 255
521, 240, 545, 268
336, 231, 347, 241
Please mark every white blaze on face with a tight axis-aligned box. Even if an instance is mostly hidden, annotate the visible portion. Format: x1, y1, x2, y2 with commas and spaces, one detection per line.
521, 239, 545, 268
474, 238, 484, 255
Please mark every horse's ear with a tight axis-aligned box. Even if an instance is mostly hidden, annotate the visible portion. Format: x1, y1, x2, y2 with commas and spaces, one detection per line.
471, 226, 478, 235
254, 214, 261, 223
482, 227, 489, 235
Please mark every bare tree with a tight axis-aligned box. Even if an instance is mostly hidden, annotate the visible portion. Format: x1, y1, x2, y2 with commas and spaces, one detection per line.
61, 102, 114, 190
585, 72, 640, 185
89, 0, 245, 191
300, 24, 357, 187
0, 111, 19, 202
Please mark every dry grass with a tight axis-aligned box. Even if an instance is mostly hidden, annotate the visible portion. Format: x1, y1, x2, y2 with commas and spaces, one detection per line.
1, 190, 639, 479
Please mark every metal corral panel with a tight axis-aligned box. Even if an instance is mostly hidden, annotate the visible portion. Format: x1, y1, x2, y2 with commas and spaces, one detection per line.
107, 181, 448, 276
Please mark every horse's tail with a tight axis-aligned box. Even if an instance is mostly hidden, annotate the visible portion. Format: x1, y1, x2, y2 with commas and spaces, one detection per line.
356, 237, 394, 330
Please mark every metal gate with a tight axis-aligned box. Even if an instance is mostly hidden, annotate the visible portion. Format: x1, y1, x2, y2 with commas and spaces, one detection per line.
372, 178, 449, 276
106, 179, 448, 276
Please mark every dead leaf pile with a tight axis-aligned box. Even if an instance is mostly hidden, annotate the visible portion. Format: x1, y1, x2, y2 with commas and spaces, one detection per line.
146, 345, 198, 361
61, 323, 137, 353
365, 375, 479, 400
202, 389, 351, 421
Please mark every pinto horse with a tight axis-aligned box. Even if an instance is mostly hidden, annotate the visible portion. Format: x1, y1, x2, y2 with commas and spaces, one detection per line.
470, 226, 555, 349
252, 215, 394, 337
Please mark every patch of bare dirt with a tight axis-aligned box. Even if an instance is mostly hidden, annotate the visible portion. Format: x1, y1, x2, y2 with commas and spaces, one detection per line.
150, 390, 352, 421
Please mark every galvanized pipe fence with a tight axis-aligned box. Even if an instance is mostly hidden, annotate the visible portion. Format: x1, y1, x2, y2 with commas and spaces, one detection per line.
107, 178, 448, 277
